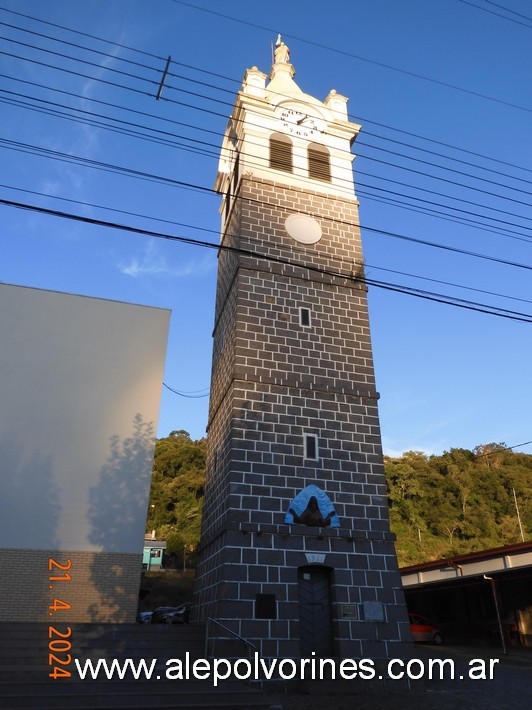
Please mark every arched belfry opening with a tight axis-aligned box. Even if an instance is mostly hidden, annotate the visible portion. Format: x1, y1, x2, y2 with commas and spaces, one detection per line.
308, 143, 331, 182
270, 133, 293, 173
193, 37, 411, 664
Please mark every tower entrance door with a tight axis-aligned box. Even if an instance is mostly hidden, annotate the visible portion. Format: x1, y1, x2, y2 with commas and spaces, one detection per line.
297, 566, 333, 657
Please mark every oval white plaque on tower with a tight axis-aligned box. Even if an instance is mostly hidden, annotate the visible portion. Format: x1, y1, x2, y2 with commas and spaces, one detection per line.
285, 214, 322, 244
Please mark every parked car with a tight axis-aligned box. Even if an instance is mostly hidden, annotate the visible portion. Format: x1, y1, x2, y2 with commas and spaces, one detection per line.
151, 604, 190, 624
137, 611, 153, 624
409, 613, 444, 645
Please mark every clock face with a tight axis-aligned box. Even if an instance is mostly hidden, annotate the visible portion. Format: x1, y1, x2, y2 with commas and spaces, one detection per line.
278, 108, 321, 138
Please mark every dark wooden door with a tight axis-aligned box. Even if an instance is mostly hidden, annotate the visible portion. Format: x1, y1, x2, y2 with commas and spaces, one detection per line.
298, 566, 333, 656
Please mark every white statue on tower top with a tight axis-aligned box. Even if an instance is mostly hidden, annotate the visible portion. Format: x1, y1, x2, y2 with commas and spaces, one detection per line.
274, 34, 290, 64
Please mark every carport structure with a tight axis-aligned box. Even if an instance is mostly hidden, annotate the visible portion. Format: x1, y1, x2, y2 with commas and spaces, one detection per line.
400, 541, 532, 648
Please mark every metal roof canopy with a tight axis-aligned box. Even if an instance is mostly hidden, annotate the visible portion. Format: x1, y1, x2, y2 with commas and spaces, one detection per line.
400, 541, 532, 588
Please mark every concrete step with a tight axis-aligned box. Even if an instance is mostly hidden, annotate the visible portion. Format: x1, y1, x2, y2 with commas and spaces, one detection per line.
0, 680, 274, 709
0, 622, 275, 709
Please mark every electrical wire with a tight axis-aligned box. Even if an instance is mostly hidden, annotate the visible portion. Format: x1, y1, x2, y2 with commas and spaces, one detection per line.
163, 383, 209, 398
2, 83, 532, 246
0, 34, 160, 87
0, 18, 164, 73
3, 179, 530, 308
169, 0, 532, 115
459, 0, 532, 29
2, 7, 531, 312
4, 43, 531, 237
1, 196, 531, 323
3, 10, 532, 229
0, 5, 166, 60
2, 134, 532, 271
4, 1, 532, 183
472, 440, 532, 459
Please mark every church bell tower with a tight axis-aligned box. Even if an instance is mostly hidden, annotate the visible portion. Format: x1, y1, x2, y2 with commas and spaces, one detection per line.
193, 38, 411, 661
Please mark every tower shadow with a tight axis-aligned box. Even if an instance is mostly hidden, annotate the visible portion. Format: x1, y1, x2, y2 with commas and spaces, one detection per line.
87, 414, 155, 622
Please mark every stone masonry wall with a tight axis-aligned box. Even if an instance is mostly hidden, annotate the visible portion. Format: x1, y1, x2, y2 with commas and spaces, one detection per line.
193, 175, 411, 658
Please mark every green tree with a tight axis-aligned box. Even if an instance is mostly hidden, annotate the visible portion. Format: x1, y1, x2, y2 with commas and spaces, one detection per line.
146, 431, 206, 566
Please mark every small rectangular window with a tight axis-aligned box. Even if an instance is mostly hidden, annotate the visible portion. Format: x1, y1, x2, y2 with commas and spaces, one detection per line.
304, 433, 319, 461
255, 594, 277, 619
233, 154, 240, 192
224, 189, 231, 222
299, 307, 311, 327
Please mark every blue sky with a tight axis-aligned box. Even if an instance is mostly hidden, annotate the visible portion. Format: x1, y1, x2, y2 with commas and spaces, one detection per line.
1, 0, 531, 455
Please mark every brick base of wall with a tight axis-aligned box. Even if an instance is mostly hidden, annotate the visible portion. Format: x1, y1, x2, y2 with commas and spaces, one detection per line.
0, 548, 142, 622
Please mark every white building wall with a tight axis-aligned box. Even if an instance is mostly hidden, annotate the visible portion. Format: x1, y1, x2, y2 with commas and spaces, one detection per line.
0, 283, 170, 621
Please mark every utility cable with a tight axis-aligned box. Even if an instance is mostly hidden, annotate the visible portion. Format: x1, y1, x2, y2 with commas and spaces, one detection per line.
1, 196, 531, 323
4, 17, 532, 205
169, 0, 532, 115
2, 135, 532, 272
4, 2, 532, 181
3, 180, 530, 308
5, 81, 532, 226
459, 0, 532, 29
2, 90, 532, 245
0, 18, 164, 73
0, 5, 166, 60
2, 135, 532, 270
0, 34, 160, 87
163, 383, 209, 398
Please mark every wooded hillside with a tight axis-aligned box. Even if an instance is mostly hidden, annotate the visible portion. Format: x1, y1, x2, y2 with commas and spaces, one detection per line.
146, 434, 531, 567
387, 444, 531, 566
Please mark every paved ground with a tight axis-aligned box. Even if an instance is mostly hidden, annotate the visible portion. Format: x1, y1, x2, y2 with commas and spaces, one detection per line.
269, 645, 532, 710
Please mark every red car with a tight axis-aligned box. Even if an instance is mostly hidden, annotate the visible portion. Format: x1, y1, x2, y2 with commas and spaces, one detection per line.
409, 613, 444, 645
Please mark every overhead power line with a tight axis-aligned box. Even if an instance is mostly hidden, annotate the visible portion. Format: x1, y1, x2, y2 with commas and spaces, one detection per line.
2, 84, 532, 246
472, 440, 532, 458
0, 5, 166, 60
4, 3, 532, 192
170, 0, 532, 115
4, 77, 532, 229
1, 4, 531, 316
1, 196, 531, 323
3, 29, 531, 234
2, 134, 532, 270
163, 382, 209, 398
3, 3, 532, 182
0, 35, 160, 87
0, 18, 164, 73
4, 85, 529, 243
459, 0, 532, 29
3, 180, 531, 308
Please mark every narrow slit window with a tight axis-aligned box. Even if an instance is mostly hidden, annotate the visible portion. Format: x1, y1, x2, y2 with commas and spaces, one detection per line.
304, 434, 319, 461
270, 133, 293, 173
224, 189, 231, 222
308, 143, 331, 182
300, 307, 311, 327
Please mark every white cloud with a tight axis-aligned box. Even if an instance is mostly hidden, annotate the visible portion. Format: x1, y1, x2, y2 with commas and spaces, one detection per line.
118, 240, 215, 279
